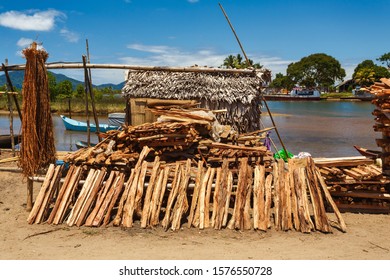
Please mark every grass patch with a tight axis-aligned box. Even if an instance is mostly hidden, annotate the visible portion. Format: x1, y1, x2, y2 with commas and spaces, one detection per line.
321, 92, 354, 99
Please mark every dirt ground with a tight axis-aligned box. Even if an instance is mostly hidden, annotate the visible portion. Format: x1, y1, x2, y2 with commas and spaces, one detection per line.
0, 150, 389, 260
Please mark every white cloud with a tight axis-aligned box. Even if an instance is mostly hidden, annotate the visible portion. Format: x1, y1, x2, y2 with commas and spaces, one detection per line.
60, 28, 79, 43
127, 43, 178, 54
0, 9, 64, 31
17, 37, 34, 48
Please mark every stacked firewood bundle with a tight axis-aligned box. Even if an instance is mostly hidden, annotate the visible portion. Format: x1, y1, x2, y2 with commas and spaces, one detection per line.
63, 107, 273, 167
362, 78, 390, 175
315, 157, 390, 214
28, 151, 347, 233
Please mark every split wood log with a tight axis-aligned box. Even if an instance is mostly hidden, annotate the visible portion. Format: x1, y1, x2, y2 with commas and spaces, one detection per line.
50, 165, 82, 225
198, 167, 211, 229
243, 164, 253, 230
66, 169, 98, 227
102, 172, 126, 226
27, 164, 56, 224
315, 169, 347, 233
161, 162, 181, 230
74, 169, 106, 227
187, 161, 203, 228
210, 166, 222, 228
264, 173, 273, 230
222, 170, 234, 228
204, 167, 215, 228
84, 170, 115, 226
170, 159, 191, 231
288, 159, 300, 230
141, 156, 160, 228
47, 165, 75, 224
293, 168, 314, 233
306, 158, 332, 233
149, 167, 166, 226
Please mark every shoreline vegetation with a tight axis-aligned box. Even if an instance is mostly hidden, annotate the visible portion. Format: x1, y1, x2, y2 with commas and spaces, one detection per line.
0, 92, 358, 116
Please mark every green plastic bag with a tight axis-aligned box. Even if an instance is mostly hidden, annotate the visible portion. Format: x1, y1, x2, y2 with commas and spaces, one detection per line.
273, 149, 294, 162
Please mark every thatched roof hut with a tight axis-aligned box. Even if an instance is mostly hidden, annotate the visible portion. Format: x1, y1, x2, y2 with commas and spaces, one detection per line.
121, 66, 271, 133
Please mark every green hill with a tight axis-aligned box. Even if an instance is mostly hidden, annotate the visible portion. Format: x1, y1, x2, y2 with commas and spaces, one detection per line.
0, 71, 124, 90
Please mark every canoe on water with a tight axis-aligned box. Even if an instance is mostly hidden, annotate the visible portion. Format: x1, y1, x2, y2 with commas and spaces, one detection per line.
60, 115, 119, 133
75, 140, 97, 149
0, 134, 21, 149
353, 145, 381, 159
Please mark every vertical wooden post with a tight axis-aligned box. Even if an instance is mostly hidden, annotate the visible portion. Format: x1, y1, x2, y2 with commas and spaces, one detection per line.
68, 97, 72, 119
27, 178, 33, 211
1, 63, 22, 122
5, 59, 16, 156
82, 55, 101, 141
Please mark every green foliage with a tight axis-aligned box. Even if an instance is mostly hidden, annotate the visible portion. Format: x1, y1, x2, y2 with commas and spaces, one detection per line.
286, 53, 346, 90
352, 59, 390, 86
377, 52, 390, 68
47, 72, 58, 100
73, 84, 85, 99
56, 80, 73, 100
269, 73, 294, 91
222, 54, 262, 69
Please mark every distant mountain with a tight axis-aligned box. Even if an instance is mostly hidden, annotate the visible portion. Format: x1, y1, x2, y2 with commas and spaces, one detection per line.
0, 71, 124, 90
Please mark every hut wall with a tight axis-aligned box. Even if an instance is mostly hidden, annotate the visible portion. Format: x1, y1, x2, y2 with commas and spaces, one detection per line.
129, 98, 157, 125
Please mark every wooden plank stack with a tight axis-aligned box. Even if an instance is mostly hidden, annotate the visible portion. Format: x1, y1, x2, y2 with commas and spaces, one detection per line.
363, 78, 390, 175
315, 157, 390, 214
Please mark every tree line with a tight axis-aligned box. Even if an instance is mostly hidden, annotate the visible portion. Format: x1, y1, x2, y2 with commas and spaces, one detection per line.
222, 52, 390, 92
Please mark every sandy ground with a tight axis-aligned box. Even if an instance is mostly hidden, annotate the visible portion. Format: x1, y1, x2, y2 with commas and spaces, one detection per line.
0, 150, 389, 260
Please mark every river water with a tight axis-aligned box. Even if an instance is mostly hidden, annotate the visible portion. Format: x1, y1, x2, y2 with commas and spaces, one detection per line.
0, 100, 379, 157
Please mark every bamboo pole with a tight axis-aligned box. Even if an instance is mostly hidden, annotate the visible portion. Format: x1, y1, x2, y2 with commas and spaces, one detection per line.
218, 3, 289, 158
1, 63, 22, 122
82, 55, 101, 141
1, 62, 260, 75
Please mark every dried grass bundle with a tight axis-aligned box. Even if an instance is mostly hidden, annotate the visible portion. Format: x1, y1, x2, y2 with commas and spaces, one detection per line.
19, 43, 56, 176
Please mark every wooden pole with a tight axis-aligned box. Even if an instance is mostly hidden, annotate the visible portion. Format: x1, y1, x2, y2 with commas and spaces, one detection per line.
82, 58, 91, 146
26, 178, 33, 211
1, 63, 22, 122
218, 3, 289, 158
82, 55, 101, 141
4, 60, 16, 156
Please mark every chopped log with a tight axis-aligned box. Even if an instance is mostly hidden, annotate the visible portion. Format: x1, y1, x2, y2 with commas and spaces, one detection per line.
211, 166, 222, 228
243, 164, 253, 230
306, 158, 332, 233
288, 159, 300, 231
187, 161, 203, 228
170, 159, 191, 231
141, 156, 160, 228
204, 168, 215, 228
315, 169, 347, 232
264, 173, 273, 230
84, 170, 116, 226
51, 166, 82, 225
199, 167, 211, 229
161, 162, 181, 230
149, 167, 166, 226
92, 172, 125, 227
75, 169, 106, 227
102, 173, 126, 226
27, 164, 56, 224
293, 168, 314, 233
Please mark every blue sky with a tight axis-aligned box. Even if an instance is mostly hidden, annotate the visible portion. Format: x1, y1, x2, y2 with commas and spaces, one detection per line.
1, 0, 389, 85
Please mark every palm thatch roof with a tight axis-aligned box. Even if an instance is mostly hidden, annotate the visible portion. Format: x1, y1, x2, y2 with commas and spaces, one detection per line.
121, 66, 271, 104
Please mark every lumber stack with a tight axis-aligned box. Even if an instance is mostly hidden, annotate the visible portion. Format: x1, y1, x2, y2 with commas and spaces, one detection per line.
28, 156, 346, 233
315, 157, 390, 214
363, 78, 390, 175
63, 107, 273, 167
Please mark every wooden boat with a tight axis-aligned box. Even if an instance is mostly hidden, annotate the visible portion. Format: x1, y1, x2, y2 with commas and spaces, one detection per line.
108, 112, 126, 126
353, 145, 381, 159
60, 115, 119, 133
0, 134, 21, 148
75, 140, 96, 149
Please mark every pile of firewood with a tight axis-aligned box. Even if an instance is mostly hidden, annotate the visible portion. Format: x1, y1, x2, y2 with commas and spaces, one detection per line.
315, 157, 390, 214
363, 78, 390, 175
63, 107, 273, 167
28, 151, 347, 233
